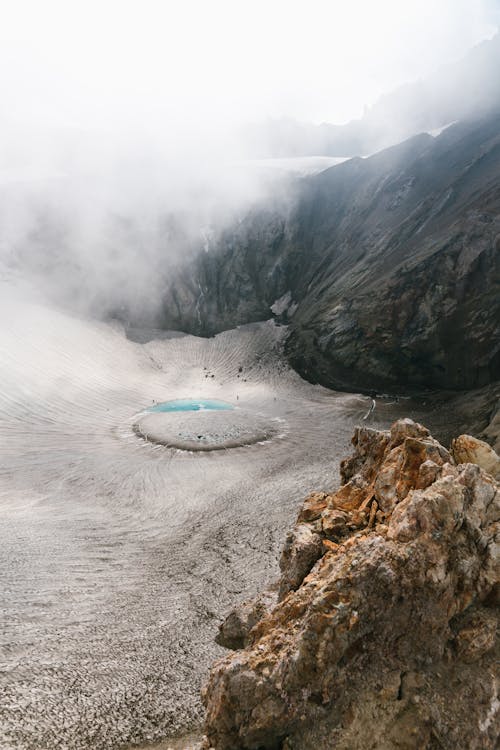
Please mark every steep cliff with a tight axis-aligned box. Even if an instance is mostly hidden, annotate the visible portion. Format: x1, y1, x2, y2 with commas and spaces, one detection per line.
161, 114, 500, 393
202, 420, 499, 750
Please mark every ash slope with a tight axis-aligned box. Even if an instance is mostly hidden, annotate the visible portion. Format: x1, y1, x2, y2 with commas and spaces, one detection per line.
161, 114, 500, 393
0, 287, 494, 750
0, 289, 415, 750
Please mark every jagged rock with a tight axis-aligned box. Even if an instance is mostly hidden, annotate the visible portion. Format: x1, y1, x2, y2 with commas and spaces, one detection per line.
451, 434, 500, 480
451, 607, 497, 663
278, 524, 324, 599
202, 420, 499, 750
216, 591, 277, 650
339, 426, 390, 484
297, 492, 328, 523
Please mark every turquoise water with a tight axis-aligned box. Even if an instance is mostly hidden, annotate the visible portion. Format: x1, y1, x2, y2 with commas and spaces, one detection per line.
147, 398, 234, 413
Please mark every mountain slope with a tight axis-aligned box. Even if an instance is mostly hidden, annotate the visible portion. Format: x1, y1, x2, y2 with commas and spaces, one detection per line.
161, 114, 500, 393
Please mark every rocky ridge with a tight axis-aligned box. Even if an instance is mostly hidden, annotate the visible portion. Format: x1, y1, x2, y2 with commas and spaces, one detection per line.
161, 114, 500, 394
202, 419, 499, 749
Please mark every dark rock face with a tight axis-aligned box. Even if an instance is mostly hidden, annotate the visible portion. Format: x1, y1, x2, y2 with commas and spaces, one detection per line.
161, 115, 500, 393
201, 421, 499, 750
215, 591, 277, 651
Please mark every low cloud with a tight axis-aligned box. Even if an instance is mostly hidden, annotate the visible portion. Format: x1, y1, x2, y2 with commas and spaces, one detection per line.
0, 0, 498, 323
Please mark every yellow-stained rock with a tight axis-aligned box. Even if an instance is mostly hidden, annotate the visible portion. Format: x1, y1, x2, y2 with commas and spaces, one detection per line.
203, 420, 499, 750
451, 433, 500, 480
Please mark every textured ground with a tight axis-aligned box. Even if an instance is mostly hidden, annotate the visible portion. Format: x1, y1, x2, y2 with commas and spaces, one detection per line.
0, 285, 488, 750
134, 408, 278, 451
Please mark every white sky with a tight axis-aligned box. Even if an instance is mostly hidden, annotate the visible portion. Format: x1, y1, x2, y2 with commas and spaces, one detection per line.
1, 0, 499, 317
0, 0, 499, 138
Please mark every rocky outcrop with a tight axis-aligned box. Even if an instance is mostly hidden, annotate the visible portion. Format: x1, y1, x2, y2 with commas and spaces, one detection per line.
452, 434, 500, 480
216, 590, 277, 651
202, 420, 499, 750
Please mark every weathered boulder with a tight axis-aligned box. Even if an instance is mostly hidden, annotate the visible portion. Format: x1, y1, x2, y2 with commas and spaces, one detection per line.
216, 591, 277, 650
202, 420, 499, 750
278, 523, 324, 599
451, 433, 500, 480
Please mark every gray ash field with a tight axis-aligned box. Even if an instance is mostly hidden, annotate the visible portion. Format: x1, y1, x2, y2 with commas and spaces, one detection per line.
0, 287, 479, 750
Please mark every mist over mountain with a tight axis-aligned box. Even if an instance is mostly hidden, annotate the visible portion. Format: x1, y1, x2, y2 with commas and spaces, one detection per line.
161, 113, 500, 393
2, 21, 500, 335
1, 4, 500, 750
245, 31, 500, 157
0, 148, 286, 323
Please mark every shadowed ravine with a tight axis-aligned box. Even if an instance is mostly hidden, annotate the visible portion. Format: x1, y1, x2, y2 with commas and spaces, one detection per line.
0, 286, 494, 750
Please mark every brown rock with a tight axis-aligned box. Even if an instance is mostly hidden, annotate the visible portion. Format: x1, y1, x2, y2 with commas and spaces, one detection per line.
451, 434, 500, 480
298, 492, 328, 522
216, 590, 277, 650
339, 426, 389, 485
416, 459, 442, 489
389, 417, 430, 446
202, 421, 499, 750
452, 607, 497, 663
321, 508, 349, 538
278, 523, 323, 599
374, 435, 451, 513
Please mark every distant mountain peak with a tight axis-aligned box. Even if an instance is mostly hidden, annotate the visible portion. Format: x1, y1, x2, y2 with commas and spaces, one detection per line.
244, 31, 500, 158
